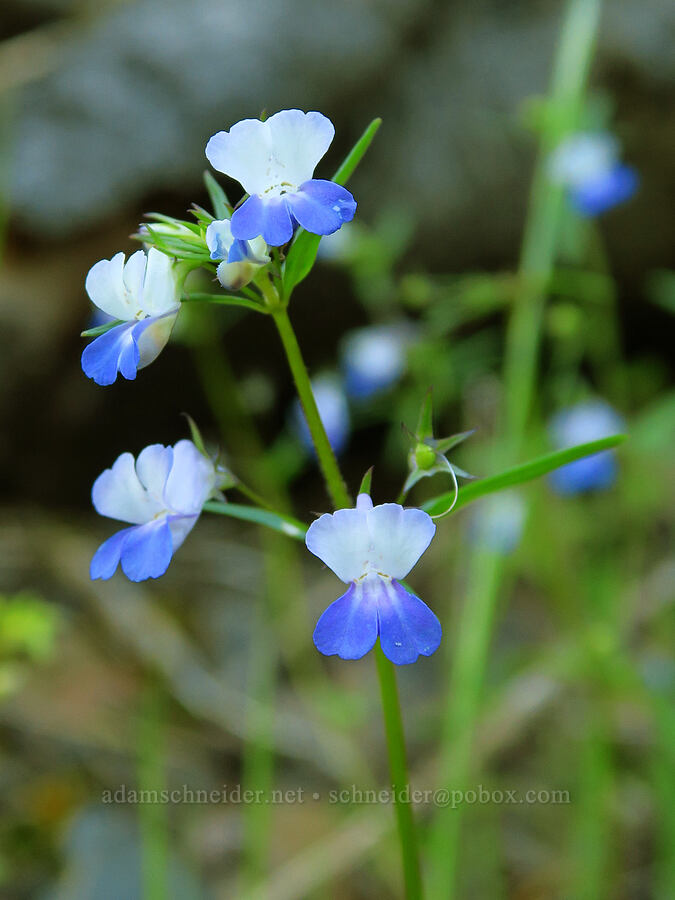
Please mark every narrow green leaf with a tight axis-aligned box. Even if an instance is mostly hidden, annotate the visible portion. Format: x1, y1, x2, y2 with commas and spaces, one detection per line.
183, 292, 267, 313
282, 117, 382, 299
203, 171, 232, 219
204, 501, 308, 541
81, 319, 123, 338
421, 435, 627, 518
358, 467, 373, 496
145, 212, 202, 234
331, 117, 383, 187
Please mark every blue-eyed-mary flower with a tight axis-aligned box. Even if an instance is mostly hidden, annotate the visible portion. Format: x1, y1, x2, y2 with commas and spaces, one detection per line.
548, 132, 637, 216
205, 109, 357, 246
90, 440, 218, 582
205, 219, 270, 290
291, 373, 351, 456
340, 323, 413, 400
548, 400, 625, 495
82, 248, 179, 386
306, 494, 441, 665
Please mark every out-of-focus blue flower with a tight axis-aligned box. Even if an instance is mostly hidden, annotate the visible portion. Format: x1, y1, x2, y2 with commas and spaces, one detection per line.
205, 110, 356, 246
90, 440, 217, 582
316, 223, 356, 262
548, 400, 626, 495
469, 492, 526, 555
548, 133, 637, 216
82, 249, 179, 386
306, 493, 440, 665
205, 219, 270, 290
340, 323, 413, 399
291, 374, 350, 455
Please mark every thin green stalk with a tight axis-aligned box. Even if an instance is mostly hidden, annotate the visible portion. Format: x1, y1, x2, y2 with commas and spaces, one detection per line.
138, 678, 168, 900
271, 301, 423, 899
271, 305, 351, 510
375, 645, 423, 900
504, 0, 603, 457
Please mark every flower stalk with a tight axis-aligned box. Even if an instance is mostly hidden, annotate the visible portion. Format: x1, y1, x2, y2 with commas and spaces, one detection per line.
271, 300, 423, 899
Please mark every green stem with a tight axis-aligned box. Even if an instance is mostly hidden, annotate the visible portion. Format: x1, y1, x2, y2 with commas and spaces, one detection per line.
503, 0, 603, 457
272, 300, 422, 899
375, 645, 423, 900
138, 678, 168, 900
271, 305, 351, 510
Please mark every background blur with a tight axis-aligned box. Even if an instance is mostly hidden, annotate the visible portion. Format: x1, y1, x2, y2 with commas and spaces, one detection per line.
0, 1, 673, 898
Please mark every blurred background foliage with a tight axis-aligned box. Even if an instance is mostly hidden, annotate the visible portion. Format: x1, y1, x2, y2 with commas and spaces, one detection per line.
0, 0, 673, 898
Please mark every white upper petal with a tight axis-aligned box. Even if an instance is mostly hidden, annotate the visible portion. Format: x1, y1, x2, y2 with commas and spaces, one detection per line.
122, 250, 147, 303
305, 507, 371, 583
366, 504, 436, 580
205, 110, 334, 196
135, 444, 174, 501
266, 109, 334, 188
138, 248, 179, 317
85, 252, 135, 320
92, 451, 165, 525
85, 249, 177, 321
206, 118, 274, 196
163, 440, 216, 515
305, 500, 436, 584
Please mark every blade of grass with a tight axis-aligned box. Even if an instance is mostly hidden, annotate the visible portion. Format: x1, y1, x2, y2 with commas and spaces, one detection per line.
421, 435, 626, 518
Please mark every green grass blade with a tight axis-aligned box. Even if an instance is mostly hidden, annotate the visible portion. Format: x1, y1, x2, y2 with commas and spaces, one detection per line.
331, 116, 382, 186
421, 434, 626, 517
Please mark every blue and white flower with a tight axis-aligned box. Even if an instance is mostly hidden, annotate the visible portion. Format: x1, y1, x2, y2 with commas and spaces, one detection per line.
90, 440, 218, 582
205, 109, 357, 246
549, 400, 625, 494
82, 248, 179, 386
340, 323, 413, 399
548, 132, 637, 216
306, 494, 440, 665
291, 374, 351, 455
205, 219, 270, 290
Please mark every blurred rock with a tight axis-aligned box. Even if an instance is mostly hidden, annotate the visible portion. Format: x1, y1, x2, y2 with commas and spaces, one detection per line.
6, 0, 674, 253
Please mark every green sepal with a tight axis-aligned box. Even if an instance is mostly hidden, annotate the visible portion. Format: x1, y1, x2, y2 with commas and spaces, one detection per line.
281, 117, 382, 301
144, 212, 203, 235
434, 430, 475, 455
182, 413, 207, 456
203, 171, 232, 219
81, 319, 124, 338
421, 434, 627, 519
204, 500, 308, 541
358, 467, 374, 497
402, 453, 459, 517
